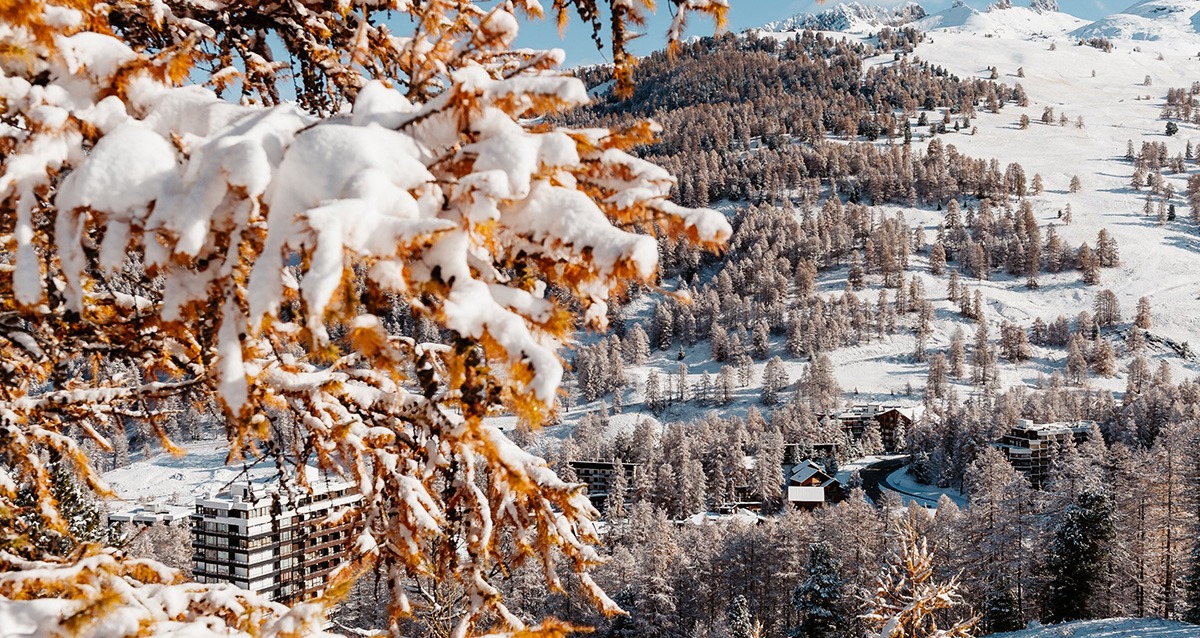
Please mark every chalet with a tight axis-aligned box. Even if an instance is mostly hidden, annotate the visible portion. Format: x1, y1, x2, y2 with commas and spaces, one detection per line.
818, 404, 918, 453
568, 460, 639, 511
783, 460, 845, 509
993, 419, 1092, 488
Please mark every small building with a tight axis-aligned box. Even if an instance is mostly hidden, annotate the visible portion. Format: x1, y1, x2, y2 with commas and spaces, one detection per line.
819, 404, 918, 453
191, 477, 361, 605
109, 502, 187, 525
783, 460, 845, 509
568, 460, 639, 511
993, 419, 1092, 488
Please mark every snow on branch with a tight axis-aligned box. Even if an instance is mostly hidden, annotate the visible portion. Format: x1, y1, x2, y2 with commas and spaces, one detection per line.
0, 1, 729, 636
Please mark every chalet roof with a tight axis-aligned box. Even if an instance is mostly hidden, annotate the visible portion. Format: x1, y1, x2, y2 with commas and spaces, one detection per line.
788, 460, 834, 485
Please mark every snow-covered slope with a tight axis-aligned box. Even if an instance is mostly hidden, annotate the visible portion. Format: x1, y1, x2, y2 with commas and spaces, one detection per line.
1072, 0, 1200, 44
990, 617, 1198, 637
762, 2, 927, 33
913, 1, 1087, 37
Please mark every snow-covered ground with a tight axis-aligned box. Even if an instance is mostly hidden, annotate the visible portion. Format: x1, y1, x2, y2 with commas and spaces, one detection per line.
101, 440, 333, 516
990, 617, 1199, 637
884, 466, 967, 509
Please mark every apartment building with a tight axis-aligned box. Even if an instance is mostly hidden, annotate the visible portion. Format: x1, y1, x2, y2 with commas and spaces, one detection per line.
191, 477, 361, 604
567, 460, 639, 511
993, 419, 1092, 487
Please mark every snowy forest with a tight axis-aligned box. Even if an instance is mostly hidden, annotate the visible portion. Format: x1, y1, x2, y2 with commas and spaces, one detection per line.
6, 0, 1200, 638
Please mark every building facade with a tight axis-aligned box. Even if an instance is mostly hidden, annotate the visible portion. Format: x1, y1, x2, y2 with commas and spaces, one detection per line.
994, 419, 1092, 487
191, 478, 360, 604
567, 460, 639, 511
782, 460, 845, 509
819, 403, 917, 453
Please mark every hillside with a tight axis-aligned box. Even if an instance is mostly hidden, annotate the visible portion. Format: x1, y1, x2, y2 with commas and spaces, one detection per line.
549, 4, 1200, 437
761, 2, 927, 34
1072, 0, 1200, 44
915, 1, 1088, 36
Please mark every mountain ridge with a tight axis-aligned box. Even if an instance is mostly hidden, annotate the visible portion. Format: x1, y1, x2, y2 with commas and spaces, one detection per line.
757, 0, 1200, 43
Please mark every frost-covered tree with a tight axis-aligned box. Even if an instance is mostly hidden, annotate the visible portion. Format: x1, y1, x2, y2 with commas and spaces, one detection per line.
762, 356, 789, 406
793, 543, 847, 638
862, 518, 975, 638
0, 0, 731, 635
627, 324, 652, 365
1044, 490, 1116, 623
1135, 296, 1153, 330
1093, 289, 1121, 327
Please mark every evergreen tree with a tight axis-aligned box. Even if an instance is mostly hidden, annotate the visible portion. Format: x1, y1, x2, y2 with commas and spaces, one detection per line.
627, 324, 651, 365
793, 543, 847, 638
645, 371, 664, 413
15, 461, 112, 558
1135, 296, 1153, 329
1044, 490, 1116, 623
982, 582, 1023, 633
762, 356, 789, 406
729, 594, 755, 638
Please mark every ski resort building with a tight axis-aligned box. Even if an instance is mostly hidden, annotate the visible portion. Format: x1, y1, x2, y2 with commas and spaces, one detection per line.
993, 419, 1093, 487
782, 460, 845, 509
190, 478, 361, 605
109, 503, 187, 525
568, 460, 639, 511
818, 404, 918, 453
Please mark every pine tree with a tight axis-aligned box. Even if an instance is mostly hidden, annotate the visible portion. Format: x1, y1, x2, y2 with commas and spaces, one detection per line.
654, 303, 675, 351
1044, 490, 1117, 623
1091, 335, 1116, 377
982, 582, 1023, 633
729, 594, 756, 638
1067, 333, 1090, 384
606, 460, 629, 519
929, 243, 946, 276
1096, 228, 1120, 267
793, 543, 847, 638
645, 371, 664, 414
719, 365, 737, 405
627, 324, 652, 365
762, 356, 789, 406
711, 323, 730, 362
1093, 289, 1121, 327
1135, 296, 1153, 329
948, 327, 967, 378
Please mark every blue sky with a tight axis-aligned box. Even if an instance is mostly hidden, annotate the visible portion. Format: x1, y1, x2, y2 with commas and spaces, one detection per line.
515, 0, 1118, 67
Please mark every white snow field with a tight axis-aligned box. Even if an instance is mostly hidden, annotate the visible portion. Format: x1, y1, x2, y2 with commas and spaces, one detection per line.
990, 617, 1199, 637
1073, 0, 1200, 45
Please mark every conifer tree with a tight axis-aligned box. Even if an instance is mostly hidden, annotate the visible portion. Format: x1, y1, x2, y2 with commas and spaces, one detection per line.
762, 357, 789, 406
729, 594, 756, 638
1135, 296, 1153, 329
1044, 490, 1116, 623
793, 543, 847, 638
